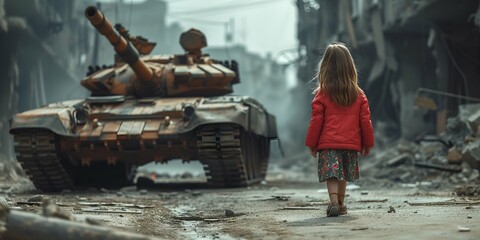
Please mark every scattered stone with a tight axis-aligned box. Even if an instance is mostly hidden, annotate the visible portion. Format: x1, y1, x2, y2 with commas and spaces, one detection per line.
467, 215, 472, 219
469, 169, 479, 181
191, 191, 202, 196
361, 191, 369, 195
465, 135, 476, 143
448, 147, 463, 164
466, 206, 473, 209
120, 186, 137, 192
261, 180, 267, 185
139, 189, 148, 195
28, 195, 44, 203
86, 217, 103, 225
387, 153, 410, 167
414, 211, 418, 213
116, 191, 124, 197
466, 109, 480, 133
388, 206, 396, 213
225, 209, 235, 217
42, 200, 73, 220
462, 140, 480, 170
458, 226, 471, 232
0, 196, 9, 208
454, 185, 480, 196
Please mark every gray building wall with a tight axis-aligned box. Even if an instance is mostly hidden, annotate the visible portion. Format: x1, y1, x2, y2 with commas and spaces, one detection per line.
296, 0, 480, 148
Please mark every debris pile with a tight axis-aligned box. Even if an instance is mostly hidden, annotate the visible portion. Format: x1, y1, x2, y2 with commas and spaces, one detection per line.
363, 104, 480, 189
0, 158, 27, 183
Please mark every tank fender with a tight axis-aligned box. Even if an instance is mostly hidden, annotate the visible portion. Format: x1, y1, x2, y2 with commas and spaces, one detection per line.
191, 108, 248, 132
266, 114, 278, 139
9, 108, 74, 136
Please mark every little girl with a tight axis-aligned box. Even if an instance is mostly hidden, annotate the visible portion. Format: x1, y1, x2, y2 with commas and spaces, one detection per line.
305, 43, 374, 217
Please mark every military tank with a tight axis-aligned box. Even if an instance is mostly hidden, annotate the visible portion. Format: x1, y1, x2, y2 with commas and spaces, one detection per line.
9, 6, 278, 192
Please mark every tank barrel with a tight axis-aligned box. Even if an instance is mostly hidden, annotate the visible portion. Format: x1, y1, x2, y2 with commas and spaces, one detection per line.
84, 6, 153, 81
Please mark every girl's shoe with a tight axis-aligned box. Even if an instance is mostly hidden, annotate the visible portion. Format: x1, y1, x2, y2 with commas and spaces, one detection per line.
339, 205, 347, 215
326, 202, 339, 217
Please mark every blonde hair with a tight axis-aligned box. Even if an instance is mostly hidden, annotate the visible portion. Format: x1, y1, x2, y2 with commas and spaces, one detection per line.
314, 43, 360, 107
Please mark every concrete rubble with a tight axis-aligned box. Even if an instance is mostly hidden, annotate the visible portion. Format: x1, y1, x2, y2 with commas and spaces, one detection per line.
0, 198, 161, 240
366, 104, 480, 192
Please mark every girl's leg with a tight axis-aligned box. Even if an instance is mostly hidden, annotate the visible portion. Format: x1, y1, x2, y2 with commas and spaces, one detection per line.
326, 178, 339, 203
326, 178, 340, 216
338, 180, 347, 206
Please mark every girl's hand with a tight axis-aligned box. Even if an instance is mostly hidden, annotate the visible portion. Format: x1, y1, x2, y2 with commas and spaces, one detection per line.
361, 147, 370, 156
309, 147, 317, 158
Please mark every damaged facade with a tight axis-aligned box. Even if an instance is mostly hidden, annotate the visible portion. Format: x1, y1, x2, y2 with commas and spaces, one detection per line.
295, 0, 480, 183
0, 0, 93, 173
296, 0, 480, 144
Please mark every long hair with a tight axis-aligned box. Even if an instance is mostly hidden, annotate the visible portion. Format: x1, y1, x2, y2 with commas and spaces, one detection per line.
314, 43, 360, 107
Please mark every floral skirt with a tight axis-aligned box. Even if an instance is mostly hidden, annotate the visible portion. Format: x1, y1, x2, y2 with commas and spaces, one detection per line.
318, 149, 360, 182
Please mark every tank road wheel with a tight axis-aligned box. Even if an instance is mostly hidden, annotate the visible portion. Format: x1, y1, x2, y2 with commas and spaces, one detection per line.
197, 125, 270, 187
13, 130, 74, 192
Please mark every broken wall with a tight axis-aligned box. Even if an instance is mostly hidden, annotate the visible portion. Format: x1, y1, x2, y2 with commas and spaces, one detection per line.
295, 0, 480, 150
0, 0, 93, 166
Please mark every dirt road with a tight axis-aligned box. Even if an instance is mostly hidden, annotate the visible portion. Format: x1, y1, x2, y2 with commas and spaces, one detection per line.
1, 178, 478, 240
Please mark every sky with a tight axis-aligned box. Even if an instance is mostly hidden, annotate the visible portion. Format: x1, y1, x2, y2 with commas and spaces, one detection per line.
165, 0, 298, 59
98, 0, 299, 60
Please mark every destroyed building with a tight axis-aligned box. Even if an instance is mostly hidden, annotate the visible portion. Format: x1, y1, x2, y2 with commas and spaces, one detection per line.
293, 0, 480, 185
0, 0, 94, 172
296, 0, 480, 145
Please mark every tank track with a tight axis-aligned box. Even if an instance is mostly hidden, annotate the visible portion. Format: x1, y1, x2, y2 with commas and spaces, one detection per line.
197, 126, 268, 187
13, 131, 74, 192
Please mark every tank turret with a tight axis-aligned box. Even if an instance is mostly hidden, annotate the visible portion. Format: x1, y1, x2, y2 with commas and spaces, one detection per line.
84, 6, 153, 81
82, 6, 239, 98
83, 6, 165, 97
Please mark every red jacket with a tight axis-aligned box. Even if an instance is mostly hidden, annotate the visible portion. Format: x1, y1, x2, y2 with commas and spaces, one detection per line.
305, 91, 374, 151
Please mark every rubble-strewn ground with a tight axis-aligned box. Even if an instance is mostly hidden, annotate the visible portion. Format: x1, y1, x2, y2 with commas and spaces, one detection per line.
1, 166, 479, 240
2, 109, 480, 239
